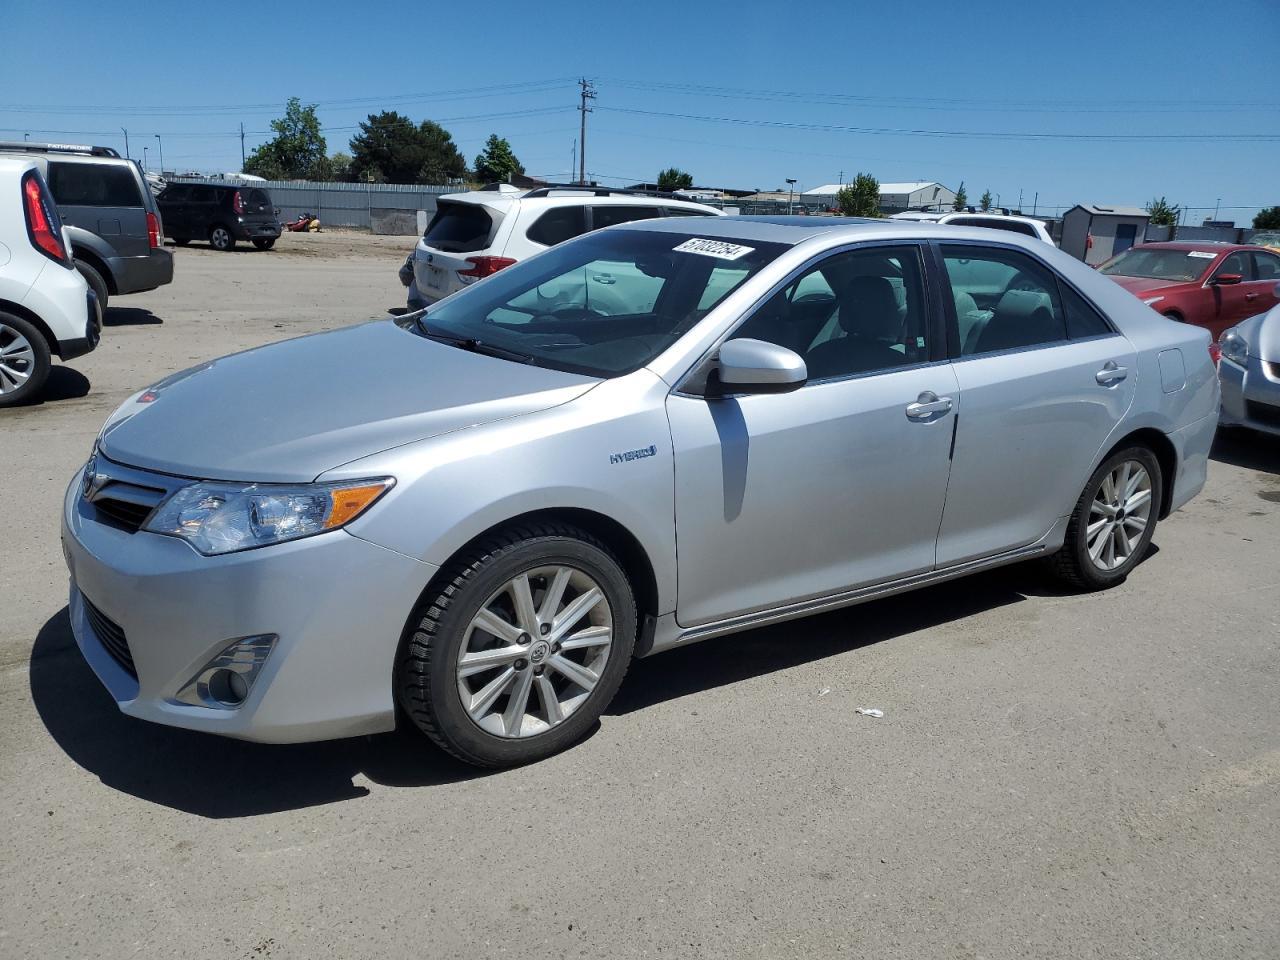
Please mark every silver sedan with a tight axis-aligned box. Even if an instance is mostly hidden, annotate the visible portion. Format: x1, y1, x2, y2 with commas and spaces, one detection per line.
1218, 303, 1280, 436
62, 217, 1220, 767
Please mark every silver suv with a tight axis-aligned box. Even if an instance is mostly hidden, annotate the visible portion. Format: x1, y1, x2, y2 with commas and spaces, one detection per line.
63, 217, 1218, 767
0, 142, 173, 310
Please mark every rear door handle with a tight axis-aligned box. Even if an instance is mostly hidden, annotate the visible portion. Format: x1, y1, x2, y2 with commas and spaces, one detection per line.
905, 391, 954, 419
1096, 361, 1128, 386
1245, 292, 1259, 300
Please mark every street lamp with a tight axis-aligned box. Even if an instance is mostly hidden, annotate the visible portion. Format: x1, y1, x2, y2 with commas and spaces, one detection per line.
785, 178, 797, 215
142, 146, 149, 172
23, 132, 30, 141
121, 127, 129, 158
154, 135, 164, 174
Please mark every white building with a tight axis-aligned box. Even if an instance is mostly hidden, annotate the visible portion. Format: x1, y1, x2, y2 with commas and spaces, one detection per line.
804, 180, 956, 213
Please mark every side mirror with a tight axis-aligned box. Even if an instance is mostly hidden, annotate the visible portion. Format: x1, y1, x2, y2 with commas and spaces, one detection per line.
715, 338, 807, 394
1211, 273, 1243, 286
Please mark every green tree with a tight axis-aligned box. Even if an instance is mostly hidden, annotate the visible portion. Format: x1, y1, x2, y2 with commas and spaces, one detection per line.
657, 167, 694, 191
1147, 196, 1181, 227
953, 181, 968, 211
980, 189, 993, 211
473, 134, 523, 183
836, 173, 882, 218
1254, 206, 1280, 229
348, 112, 467, 185
243, 98, 327, 180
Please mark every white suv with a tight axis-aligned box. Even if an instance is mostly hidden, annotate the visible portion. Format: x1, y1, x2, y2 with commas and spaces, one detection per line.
0, 157, 101, 405
401, 185, 722, 308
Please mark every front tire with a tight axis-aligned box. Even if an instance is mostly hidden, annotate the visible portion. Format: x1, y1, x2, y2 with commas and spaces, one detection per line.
397, 522, 637, 768
74, 259, 109, 312
209, 225, 236, 251
252, 238, 275, 251
1048, 446, 1162, 590
0, 312, 52, 406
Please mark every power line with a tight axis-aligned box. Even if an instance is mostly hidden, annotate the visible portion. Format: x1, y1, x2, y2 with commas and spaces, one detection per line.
596, 105, 1280, 143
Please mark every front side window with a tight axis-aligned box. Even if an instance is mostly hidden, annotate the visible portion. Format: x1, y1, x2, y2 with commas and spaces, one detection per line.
1214, 251, 1252, 280
409, 229, 786, 377
941, 245, 1067, 355
728, 245, 929, 381
48, 162, 143, 207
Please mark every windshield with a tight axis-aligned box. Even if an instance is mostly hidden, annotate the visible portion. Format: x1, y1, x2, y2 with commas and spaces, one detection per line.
404, 228, 786, 377
1099, 248, 1216, 282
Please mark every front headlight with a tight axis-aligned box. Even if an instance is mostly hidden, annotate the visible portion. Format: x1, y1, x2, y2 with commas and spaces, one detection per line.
1220, 329, 1249, 367
144, 478, 393, 555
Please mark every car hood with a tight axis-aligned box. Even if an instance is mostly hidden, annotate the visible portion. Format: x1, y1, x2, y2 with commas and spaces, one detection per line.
1234, 305, 1280, 363
1106, 275, 1193, 296
99, 319, 599, 482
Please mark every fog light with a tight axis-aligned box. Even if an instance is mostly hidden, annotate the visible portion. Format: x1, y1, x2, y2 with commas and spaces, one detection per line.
169, 634, 277, 710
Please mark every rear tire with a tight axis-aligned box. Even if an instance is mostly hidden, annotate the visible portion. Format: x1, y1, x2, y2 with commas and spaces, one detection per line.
1047, 446, 1162, 590
397, 521, 637, 768
252, 238, 276, 251
0, 312, 52, 406
209, 225, 236, 251
74, 259, 109, 312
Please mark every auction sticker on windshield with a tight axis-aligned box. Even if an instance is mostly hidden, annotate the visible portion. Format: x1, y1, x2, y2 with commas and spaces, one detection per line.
1187, 251, 1218, 259
672, 238, 756, 260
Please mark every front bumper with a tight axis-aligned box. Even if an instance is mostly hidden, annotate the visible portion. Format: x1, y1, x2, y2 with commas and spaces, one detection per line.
1219, 355, 1280, 437
61, 469, 437, 743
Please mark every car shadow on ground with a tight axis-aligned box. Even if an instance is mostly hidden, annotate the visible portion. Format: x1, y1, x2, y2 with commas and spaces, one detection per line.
103, 307, 162, 327
4, 367, 91, 407
29, 560, 1099, 818
1211, 429, 1280, 475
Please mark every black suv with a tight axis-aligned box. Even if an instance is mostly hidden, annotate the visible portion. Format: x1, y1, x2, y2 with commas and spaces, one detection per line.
157, 182, 281, 251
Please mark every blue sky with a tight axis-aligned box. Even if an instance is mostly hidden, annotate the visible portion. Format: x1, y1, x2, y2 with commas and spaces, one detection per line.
3, 0, 1276, 224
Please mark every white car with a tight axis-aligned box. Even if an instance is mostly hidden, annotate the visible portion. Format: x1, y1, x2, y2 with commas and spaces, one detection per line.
891, 211, 1055, 245
0, 156, 100, 405
402, 185, 722, 308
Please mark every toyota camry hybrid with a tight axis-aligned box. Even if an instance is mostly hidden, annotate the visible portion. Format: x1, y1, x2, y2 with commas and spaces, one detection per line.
62, 217, 1219, 767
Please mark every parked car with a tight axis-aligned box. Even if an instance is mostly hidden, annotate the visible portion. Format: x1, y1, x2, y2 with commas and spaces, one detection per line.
0, 157, 101, 405
1248, 231, 1280, 253
157, 182, 281, 251
1097, 241, 1280, 341
891, 211, 1054, 244
0, 141, 173, 311
401, 184, 722, 308
1218, 304, 1280, 436
64, 217, 1218, 767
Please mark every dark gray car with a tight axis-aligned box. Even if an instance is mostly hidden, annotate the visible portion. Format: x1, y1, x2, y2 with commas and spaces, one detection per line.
157, 182, 282, 251
0, 142, 173, 310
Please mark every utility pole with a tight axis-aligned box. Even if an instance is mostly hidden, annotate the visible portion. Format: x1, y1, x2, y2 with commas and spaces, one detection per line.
121, 127, 129, 158
785, 178, 797, 215
577, 78, 595, 185
1032, 191, 1038, 216
240, 122, 246, 171
570, 138, 576, 184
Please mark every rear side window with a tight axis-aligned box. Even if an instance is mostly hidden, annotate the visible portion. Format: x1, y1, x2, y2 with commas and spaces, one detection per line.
1059, 283, 1112, 338
591, 206, 660, 230
189, 185, 217, 203
424, 202, 494, 253
1254, 251, 1280, 280
662, 207, 714, 218
948, 217, 1036, 237
159, 185, 190, 202
941, 245, 1068, 356
48, 162, 142, 207
525, 206, 587, 246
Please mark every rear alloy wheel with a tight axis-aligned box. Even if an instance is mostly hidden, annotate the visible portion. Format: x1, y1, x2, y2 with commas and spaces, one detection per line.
0, 312, 52, 406
209, 225, 236, 251
252, 238, 275, 251
1048, 446, 1161, 590
398, 522, 636, 767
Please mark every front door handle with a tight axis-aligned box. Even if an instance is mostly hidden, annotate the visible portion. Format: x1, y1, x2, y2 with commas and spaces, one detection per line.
905, 391, 954, 419
1245, 292, 1259, 300
1095, 361, 1128, 386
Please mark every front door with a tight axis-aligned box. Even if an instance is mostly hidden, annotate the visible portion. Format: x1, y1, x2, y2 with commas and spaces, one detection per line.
667, 243, 957, 627
934, 243, 1138, 565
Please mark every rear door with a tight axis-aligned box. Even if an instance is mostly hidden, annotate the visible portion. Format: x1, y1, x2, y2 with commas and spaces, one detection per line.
47, 160, 148, 258
934, 242, 1137, 566
1247, 250, 1280, 316
157, 185, 189, 237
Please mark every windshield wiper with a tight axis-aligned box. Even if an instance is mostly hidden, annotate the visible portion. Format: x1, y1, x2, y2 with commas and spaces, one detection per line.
416, 319, 541, 366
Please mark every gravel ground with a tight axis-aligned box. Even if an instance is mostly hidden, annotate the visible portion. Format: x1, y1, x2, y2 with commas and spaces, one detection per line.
2, 238, 1278, 960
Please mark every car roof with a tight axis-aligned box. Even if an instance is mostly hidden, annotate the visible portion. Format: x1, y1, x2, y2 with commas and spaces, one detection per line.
0, 156, 36, 176
942, 212, 1047, 225
1136, 241, 1255, 253
437, 187, 720, 214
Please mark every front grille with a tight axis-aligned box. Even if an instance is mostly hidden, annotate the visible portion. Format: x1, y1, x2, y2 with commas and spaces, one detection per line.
92, 497, 156, 530
86, 478, 167, 533
81, 593, 136, 678
1247, 400, 1280, 429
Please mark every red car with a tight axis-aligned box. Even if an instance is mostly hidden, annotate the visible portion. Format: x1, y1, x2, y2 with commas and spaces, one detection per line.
1098, 241, 1280, 341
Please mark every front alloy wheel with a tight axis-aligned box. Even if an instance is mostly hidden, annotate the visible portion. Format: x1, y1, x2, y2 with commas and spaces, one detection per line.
398, 522, 636, 768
